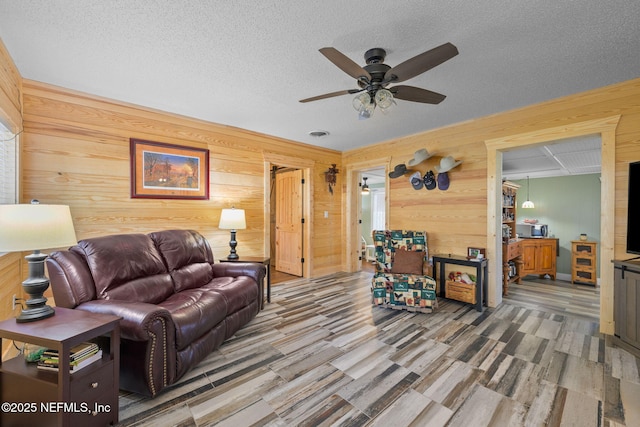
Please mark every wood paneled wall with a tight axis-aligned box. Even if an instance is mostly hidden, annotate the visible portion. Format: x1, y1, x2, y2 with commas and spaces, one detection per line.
19, 81, 343, 279
343, 77, 640, 333
0, 39, 23, 358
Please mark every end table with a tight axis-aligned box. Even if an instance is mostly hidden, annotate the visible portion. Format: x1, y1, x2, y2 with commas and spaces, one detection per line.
220, 256, 271, 309
0, 307, 121, 426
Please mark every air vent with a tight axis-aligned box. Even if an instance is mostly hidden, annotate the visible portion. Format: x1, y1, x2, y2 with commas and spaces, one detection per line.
308, 130, 329, 138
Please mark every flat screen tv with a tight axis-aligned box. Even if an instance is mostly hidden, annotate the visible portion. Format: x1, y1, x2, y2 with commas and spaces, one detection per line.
627, 161, 640, 255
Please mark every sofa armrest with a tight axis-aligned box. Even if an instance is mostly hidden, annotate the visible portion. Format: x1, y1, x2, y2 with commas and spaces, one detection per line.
76, 300, 174, 342
75, 299, 177, 397
211, 262, 266, 286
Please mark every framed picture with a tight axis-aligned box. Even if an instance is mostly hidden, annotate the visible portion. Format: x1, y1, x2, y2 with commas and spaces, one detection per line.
467, 247, 486, 260
130, 139, 209, 199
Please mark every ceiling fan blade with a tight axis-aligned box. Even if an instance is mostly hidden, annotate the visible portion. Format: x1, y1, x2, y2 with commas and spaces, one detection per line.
390, 85, 446, 104
299, 89, 362, 103
319, 47, 371, 82
384, 42, 458, 83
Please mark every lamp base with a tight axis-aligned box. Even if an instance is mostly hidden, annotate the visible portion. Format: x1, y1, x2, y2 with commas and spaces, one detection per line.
17, 305, 55, 323
227, 229, 239, 260
16, 251, 55, 323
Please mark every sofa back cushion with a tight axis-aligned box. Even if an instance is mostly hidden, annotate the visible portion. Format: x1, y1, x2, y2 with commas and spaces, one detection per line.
76, 233, 174, 303
47, 249, 97, 308
149, 229, 215, 292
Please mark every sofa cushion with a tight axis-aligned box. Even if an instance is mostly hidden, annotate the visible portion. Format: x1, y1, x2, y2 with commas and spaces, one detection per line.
150, 229, 216, 292
158, 288, 228, 350
203, 276, 259, 315
76, 234, 174, 303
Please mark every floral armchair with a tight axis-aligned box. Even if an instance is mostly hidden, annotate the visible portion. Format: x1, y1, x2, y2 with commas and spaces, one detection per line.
371, 230, 438, 312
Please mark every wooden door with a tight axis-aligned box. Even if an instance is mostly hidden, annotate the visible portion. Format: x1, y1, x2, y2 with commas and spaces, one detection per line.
275, 169, 303, 276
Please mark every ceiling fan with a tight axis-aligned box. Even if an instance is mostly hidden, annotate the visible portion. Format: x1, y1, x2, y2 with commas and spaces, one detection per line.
300, 43, 458, 119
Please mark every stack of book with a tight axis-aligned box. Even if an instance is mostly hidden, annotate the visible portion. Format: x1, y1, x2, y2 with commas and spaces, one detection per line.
37, 342, 102, 373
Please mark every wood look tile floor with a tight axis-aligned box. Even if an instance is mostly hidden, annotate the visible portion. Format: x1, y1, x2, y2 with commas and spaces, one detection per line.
116, 272, 640, 426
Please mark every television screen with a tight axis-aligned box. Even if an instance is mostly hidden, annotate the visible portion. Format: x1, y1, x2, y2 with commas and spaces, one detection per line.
627, 161, 640, 254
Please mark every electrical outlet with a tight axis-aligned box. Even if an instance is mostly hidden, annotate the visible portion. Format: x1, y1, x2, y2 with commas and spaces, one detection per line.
12, 294, 17, 310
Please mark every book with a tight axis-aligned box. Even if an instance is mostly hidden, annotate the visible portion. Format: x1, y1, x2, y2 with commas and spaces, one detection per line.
42, 342, 99, 361
37, 350, 103, 373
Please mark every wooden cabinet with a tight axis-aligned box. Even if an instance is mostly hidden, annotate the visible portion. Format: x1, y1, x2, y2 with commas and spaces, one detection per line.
501, 181, 519, 240
501, 181, 522, 295
571, 240, 597, 285
520, 238, 558, 279
614, 260, 640, 357
0, 307, 121, 427
502, 239, 522, 295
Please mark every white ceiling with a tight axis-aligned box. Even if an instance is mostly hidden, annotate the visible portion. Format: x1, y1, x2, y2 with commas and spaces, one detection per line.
502, 135, 602, 181
0, 1, 639, 152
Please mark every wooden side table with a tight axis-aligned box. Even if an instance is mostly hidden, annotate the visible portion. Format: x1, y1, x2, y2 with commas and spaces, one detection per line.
0, 307, 121, 427
432, 254, 488, 312
220, 256, 271, 309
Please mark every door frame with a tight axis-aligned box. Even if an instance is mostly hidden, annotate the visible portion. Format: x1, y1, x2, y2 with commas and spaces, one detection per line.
485, 115, 620, 334
345, 157, 390, 272
264, 153, 313, 278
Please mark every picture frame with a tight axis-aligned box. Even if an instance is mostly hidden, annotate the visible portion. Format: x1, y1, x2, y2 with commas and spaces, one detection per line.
130, 138, 209, 199
467, 247, 486, 260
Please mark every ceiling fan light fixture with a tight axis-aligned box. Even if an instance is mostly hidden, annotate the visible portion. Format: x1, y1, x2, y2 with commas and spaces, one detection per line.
375, 88, 394, 110
358, 103, 374, 120
352, 92, 371, 111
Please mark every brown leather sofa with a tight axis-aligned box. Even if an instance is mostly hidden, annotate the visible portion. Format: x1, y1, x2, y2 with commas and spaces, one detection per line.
46, 229, 265, 397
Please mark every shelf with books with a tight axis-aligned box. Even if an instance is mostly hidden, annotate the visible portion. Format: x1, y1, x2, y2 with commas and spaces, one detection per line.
37, 341, 103, 373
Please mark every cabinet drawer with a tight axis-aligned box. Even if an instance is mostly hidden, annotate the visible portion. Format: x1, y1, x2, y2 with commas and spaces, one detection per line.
574, 243, 596, 254
69, 359, 113, 402
446, 281, 476, 304
572, 269, 596, 284
574, 255, 595, 268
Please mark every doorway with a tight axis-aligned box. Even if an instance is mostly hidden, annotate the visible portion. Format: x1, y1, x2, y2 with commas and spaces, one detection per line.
486, 115, 619, 334
346, 158, 390, 273
263, 153, 313, 279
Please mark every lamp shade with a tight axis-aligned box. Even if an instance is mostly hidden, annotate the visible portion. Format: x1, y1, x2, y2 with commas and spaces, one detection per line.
0, 204, 77, 252
218, 208, 246, 230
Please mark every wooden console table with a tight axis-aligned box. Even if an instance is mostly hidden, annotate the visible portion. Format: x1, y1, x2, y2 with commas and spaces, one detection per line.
432, 254, 488, 312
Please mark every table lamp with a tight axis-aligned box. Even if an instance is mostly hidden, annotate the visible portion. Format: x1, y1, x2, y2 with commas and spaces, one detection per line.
218, 207, 246, 260
0, 201, 77, 322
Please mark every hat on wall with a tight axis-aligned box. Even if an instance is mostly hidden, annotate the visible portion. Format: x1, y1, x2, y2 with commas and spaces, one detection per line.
410, 171, 423, 190
407, 148, 434, 167
423, 170, 436, 190
389, 163, 411, 178
437, 172, 450, 190
434, 156, 463, 173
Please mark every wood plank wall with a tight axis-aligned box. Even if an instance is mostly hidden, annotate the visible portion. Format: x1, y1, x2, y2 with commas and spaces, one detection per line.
18, 80, 343, 281
344, 78, 640, 259
343, 77, 640, 333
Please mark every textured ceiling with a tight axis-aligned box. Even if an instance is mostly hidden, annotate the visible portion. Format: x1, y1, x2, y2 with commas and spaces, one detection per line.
0, 1, 639, 152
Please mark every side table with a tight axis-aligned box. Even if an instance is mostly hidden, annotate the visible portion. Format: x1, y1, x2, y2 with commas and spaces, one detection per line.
432, 254, 488, 312
220, 256, 271, 309
0, 307, 121, 426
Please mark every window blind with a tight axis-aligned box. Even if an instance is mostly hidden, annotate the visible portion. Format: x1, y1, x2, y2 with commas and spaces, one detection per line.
0, 122, 17, 205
